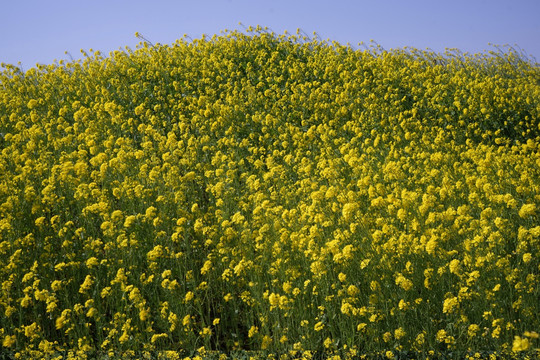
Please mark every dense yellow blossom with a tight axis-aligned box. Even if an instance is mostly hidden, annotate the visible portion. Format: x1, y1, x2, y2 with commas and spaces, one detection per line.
0, 26, 539, 358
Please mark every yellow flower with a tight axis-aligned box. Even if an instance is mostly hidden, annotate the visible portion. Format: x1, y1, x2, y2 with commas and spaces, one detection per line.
111, 210, 123, 222
394, 327, 406, 340
27, 99, 38, 109
395, 274, 413, 291
4, 305, 16, 317
139, 307, 150, 321
182, 314, 191, 326
199, 327, 212, 337
415, 332, 425, 345
443, 296, 459, 314
145, 206, 157, 219
24, 322, 39, 338
35, 216, 46, 227
200, 260, 212, 274
357, 323, 367, 332
248, 326, 258, 338
468, 324, 479, 338
118, 331, 129, 343
2, 335, 16, 348
518, 203, 536, 218
184, 291, 194, 302
425, 236, 438, 255
101, 286, 112, 298
86, 307, 98, 318
347, 284, 360, 297
360, 258, 371, 269
147, 245, 164, 261
268, 292, 279, 308
323, 337, 333, 348
341, 302, 354, 315
79, 275, 94, 294
436, 329, 447, 342
314, 321, 324, 332
512, 336, 530, 352
261, 335, 272, 349
449, 259, 461, 275
124, 215, 136, 228
86, 257, 99, 267
342, 203, 357, 220
194, 218, 203, 232
398, 299, 408, 310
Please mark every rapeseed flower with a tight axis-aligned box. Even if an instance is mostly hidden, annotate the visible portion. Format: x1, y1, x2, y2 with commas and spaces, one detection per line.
0, 26, 538, 358
518, 203, 536, 218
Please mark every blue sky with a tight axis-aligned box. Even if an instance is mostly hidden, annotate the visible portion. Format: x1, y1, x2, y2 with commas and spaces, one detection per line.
2, 0, 539, 70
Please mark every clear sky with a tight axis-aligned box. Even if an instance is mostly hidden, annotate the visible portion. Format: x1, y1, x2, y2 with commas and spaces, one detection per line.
2, 0, 539, 70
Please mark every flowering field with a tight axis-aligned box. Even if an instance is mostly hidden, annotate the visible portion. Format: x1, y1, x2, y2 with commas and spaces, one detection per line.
0, 27, 539, 359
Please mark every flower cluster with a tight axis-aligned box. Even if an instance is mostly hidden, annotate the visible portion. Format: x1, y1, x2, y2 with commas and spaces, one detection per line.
0, 26, 539, 359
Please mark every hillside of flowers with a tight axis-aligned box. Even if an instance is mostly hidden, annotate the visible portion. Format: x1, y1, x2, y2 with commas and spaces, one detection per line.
0, 26, 539, 359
